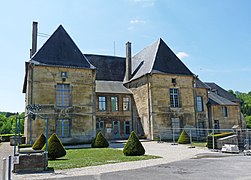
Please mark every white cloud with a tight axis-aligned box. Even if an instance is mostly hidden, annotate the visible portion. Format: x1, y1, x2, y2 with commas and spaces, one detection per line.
176, 52, 189, 59
130, 19, 146, 24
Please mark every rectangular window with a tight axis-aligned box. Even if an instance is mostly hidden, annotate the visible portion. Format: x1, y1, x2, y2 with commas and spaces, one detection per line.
124, 121, 131, 135
56, 119, 70, 137
96, 121, 104, 129
223, 106, 228, 117
123, 97, 130, 111
196, 96, 203, 112
170, 88, 179, 108
111, 97, 118, 111
56, 84, 70, 107
98, 96, 106, 111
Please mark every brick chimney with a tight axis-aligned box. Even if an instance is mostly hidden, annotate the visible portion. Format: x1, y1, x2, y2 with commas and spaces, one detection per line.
30, 21, 38, 58
126, 42, 132, 81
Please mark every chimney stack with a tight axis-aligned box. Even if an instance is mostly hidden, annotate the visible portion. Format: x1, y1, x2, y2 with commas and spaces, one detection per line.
126, 42, 132, 81
30, 21, 38, 58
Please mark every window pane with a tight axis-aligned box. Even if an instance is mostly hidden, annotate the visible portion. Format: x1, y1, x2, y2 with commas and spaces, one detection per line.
223, 107, 228, 117
98, 96, 106, 111
123, 97, 130, 111
56, 119, 70, 137
170, 88, 179, 108
111, 97, 118, 111
56, 84, 70, 107
197, 96, 203, 112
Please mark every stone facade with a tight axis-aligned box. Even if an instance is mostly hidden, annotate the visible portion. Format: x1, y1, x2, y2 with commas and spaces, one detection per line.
209, 104, 241, 130
24, 65, 96, 144
95, 93, 132, 139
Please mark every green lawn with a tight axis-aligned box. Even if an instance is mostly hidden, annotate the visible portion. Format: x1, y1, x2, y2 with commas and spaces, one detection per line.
48, 148, 160, 170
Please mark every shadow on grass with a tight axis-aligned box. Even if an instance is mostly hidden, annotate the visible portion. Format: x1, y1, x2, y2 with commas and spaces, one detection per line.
49, 158, 69, 161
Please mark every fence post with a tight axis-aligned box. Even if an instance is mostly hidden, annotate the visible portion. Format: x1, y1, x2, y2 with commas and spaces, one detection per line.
212, 128, 215, 151
8, 156, 11, 180
190, 129, 192, 145
246, 129, 249, 150
2, 158, 7, 180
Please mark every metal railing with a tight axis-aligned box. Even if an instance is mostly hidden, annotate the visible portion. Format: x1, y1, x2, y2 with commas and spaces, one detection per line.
156, 127, 251, 151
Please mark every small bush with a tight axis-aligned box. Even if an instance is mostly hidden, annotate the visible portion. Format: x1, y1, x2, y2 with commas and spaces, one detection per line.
123, 131, 145, 156
42, 133, 66, 159
32, 134, 46, 150
207, 132, 234, 149
91, 132, 109, 148
178, 130, 190, 144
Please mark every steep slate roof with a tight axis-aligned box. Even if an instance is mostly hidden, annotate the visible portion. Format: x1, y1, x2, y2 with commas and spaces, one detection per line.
208, 92, 237, 106
31, 25, 94, 68
130, 38, 193, 81
96, 81, 132, 94
85, 54, 125, 81
195, 78, 210, 89
205, 83, 240, 102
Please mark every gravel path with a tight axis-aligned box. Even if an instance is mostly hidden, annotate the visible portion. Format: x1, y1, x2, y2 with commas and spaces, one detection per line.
10, 141, 215, 180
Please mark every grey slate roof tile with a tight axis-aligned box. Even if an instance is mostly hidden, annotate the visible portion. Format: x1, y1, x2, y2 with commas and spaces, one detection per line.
208, 92, 237, 106
31, 25, 94, 69
129, 38, 193, 81
85, 54, 125, 81
96, 81, 132, 94
205, 82, 240, 102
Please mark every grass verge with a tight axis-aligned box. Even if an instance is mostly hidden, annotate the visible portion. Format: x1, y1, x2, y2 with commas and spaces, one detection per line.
49, 148, 160, 170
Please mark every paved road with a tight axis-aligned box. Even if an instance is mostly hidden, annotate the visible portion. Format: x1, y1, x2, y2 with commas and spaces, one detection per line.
58, 155, 251, 180
0, 142, 14, 179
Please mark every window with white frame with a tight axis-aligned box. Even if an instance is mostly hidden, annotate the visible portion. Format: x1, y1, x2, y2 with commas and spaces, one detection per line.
56, 84, 71, 107
170, 88, 179, 108
196, 96, 203, 112
111, 96, 118, 111
223, 106, 228, 117
56, 119, 70, 137
123, 97, 130, 111
98, 96, 106, 111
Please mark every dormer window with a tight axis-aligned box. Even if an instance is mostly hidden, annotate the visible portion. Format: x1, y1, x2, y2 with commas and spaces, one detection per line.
211, 89, 218, 94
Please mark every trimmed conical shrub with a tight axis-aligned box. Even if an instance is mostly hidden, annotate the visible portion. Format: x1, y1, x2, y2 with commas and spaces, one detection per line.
178, 130, 190, 144
32, 133, 46, 150
91, 131, 109, 148
42, 133, 66, 159
123, 131, 145, 156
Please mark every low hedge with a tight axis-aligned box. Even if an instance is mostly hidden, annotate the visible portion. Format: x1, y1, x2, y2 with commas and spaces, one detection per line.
0, 134, 23, 142
32, 134, 46, 150
92, 132, 109, 148
123, 131, 145, 156
42, 133, 66, 159
178, 130, 190, 144
207, 132, 234, 149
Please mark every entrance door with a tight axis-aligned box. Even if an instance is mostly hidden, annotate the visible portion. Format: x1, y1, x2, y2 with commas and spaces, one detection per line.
124, 121, 131, 138
112, 121, 120, 139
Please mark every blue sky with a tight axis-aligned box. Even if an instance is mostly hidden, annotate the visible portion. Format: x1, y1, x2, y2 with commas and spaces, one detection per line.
1, 0, 250, 112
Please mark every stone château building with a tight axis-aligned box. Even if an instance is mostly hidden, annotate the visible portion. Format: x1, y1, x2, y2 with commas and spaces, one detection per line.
22, 24, 244, 144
